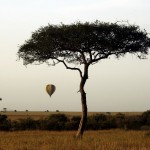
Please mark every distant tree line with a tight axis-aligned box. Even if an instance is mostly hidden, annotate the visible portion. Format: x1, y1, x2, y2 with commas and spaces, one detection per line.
0, 110, 150, 131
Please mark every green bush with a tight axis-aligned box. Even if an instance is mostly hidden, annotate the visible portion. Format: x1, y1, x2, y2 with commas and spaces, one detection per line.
141, 110, 150, 125
115, 113, 126, 129
12, 117, 37, 130
65, 116, 80, 130
44, 114, 68, 130
86, 114, 115, 130
0, 114, 7, 122
125, 116, 142, 130
0, 114, 11, 131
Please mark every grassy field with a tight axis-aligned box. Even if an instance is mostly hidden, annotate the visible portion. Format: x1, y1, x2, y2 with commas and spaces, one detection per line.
0, 130, 150, 150
0, 111, 149, 149
1, 111, 143, 120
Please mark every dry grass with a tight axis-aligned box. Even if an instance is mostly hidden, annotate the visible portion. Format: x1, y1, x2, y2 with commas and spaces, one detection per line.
0, 130, 150, 150
2, 111, 143, 120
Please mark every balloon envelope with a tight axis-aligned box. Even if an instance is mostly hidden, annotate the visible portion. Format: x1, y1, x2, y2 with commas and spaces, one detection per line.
46, 84, 56, 97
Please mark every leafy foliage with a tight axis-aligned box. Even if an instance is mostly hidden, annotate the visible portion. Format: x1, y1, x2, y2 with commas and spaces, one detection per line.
18, 21, 150, 66
140, 110, 150, 125
0, 114, 11, 131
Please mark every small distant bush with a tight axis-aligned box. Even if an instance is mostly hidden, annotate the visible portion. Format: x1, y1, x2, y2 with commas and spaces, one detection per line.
115, 113, 126, 129
12, 117, 37, 131
125, 115, 142, 130
140, 110, 150, 125
0, 115, 11, 131
86, 113, 116, 130
0, 114, 7, 122
44, 114, 68, 130
65, 116, 80, 130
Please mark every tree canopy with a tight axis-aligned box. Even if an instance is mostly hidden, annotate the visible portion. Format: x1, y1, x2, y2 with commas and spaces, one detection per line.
18, 21, 150, 68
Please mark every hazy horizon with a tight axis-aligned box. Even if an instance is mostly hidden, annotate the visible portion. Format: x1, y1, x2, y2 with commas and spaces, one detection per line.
0, 0, 150, 112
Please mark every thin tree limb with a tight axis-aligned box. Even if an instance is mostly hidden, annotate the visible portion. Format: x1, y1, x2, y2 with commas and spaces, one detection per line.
91, 51, 112, 64
54, 57, 82, 77
79, 51, 87, 64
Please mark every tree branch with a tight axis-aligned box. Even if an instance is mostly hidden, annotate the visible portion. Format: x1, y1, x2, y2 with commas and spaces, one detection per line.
88, 51, 93, 63
79, 51, 87, 64
91, 51, 112, 64
54, 58, 82, 77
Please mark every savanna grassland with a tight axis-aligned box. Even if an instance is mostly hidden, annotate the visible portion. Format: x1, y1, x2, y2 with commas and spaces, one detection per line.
2, 111, 143, 120
1, 111, 150, 150
0, 130, 150, 150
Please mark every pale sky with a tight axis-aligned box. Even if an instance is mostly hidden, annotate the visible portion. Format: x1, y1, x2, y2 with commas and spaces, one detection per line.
0, 0, 150, 112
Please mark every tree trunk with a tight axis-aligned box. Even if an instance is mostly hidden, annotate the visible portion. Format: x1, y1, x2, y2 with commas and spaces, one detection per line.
76, 65, 88, 138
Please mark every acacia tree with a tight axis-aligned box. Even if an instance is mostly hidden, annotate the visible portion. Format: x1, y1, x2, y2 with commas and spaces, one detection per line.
18, 21, 150, 137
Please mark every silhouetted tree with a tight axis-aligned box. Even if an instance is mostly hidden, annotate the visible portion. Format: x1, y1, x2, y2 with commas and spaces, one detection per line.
17, 21, 150, 138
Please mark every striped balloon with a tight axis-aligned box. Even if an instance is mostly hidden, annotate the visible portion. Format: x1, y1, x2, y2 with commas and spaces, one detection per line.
46, 84, 56, 97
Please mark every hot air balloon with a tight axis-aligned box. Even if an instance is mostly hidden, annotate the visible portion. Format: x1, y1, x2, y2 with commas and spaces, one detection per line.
46, 84, 56, 97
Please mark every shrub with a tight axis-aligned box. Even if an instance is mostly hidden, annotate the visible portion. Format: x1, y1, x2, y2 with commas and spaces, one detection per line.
86, 114, 109, 130
92, 114, 107, 122
115, 113, 126, 129
12, 117, 37, 130
0, 114, 11, 131
141, 110, 150, 125
65, 116, 80, 130
0, 114, 7, 122
125, 116, 142, 130
44, 114, 68, 130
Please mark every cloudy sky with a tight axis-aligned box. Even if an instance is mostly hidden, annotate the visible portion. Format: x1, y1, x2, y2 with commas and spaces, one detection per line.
0, 0, 150, 112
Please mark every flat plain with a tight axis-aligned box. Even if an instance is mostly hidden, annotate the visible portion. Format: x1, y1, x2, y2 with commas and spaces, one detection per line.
0, 130, 150, 150
1, 111, 143, 120
0, 111, 150, 150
